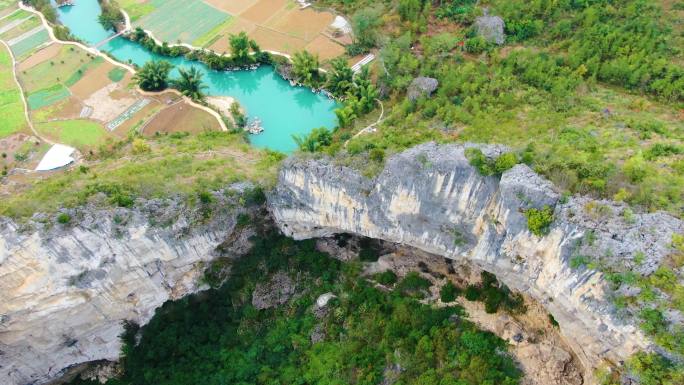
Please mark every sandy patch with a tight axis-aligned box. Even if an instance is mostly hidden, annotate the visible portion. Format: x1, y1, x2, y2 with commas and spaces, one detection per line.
206, 96, 237, 116
204, 0, 258, 15
305, 34, 345, 61
70, 62, 117, 100
251, 26, 308, 54
83, 83, 137, 123
142, 101, 221, 135
240, 0, 288, 24
17, 42, 59, 72
267, 8, 333, 40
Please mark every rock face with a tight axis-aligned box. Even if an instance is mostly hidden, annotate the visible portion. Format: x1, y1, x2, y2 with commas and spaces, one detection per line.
269, 142, 684, 377
475, 13, 505, 45
407, 77, 439, 101
251, 272, 297, 310
0, 189, 252, 385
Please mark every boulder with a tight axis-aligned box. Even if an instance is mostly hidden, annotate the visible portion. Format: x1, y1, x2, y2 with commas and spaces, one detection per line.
475, 12, 505, 45
407, 77, 439, 101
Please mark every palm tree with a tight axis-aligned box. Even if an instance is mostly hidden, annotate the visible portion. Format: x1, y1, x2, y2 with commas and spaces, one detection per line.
170, 67, 208, 101
133, 60, 173, 91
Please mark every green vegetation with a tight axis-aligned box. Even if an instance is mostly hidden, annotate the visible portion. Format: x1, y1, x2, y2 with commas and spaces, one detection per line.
116, 0, 155, 22
0, 132, 281, 218
170, 66, 207, 101
9, 28, 49, 60
524, 206, 555, 236
98, 0, 125, 31
36, 120, 109, 149
133, 60, 173, 91
464, 272, 525, 314
27, 84, 71, 110
67, 233, 521, 385
440, 281, 460, 303
291, 50, 323, 87
228, 31, 260, 65
465, 148, 518, 176
107, 67, 126, 82
0, 44, 27, 138
293, 127, 333, 153
56, 212, 71, 224
316, 0, 684, 216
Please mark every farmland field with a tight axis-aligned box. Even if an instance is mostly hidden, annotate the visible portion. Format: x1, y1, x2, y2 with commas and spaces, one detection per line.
9, 28, 49, 60
135, 0, 230, 43
0, 43, 27, 138
36, 119, 110, 148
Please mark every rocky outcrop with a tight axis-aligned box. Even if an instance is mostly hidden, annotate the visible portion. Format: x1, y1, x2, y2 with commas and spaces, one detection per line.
407, 77, 439, 101
269, 142, 684, 378
0, 187, 255, 385
476, 11, 505, 45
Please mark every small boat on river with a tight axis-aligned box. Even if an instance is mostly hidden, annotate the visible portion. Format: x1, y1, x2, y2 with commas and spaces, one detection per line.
245, 118, 264, 135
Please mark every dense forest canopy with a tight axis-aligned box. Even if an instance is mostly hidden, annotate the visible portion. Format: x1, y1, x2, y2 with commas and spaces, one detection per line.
69, 233, 522, 385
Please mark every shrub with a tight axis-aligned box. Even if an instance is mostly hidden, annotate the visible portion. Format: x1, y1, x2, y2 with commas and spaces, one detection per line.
396, 272, 432, 297
374, 270, 398, 286
464, 284, 481, 301
524, 206, 554, 236
57, 213, 71, 224
465, 148, 518, 176
440, 281, 460, 302
494, 153, 518, 174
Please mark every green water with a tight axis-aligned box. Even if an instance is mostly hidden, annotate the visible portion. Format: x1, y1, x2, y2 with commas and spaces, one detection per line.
53, 0, 339, 153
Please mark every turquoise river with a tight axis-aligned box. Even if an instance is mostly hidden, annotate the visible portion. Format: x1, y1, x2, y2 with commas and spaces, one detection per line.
53, 0, 339, 153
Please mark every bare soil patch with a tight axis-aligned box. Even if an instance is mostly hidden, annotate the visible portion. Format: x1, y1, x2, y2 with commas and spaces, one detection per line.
41, 96, 84, 121
142, 101, 221, 135
83, 83, 137, 123
70, 61, 118, 100
305, 34, 345, 61
204, 0, 258, 15
17, 42, 59, 72
251, 26, 307, 54
240, 0, 287, 24
268, 8, 333, 40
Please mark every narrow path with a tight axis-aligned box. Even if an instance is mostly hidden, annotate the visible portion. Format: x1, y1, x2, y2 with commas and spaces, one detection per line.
344, 98, 384, 148
0, 39, 54, 146
17, 2, 228, 132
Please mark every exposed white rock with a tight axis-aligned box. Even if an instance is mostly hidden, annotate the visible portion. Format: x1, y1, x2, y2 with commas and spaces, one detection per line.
0, 190, 252, 385
269, 142, 683, 379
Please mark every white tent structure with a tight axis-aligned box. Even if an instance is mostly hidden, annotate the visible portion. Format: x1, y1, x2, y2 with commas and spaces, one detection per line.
330, 16, 352, 34
35, 144, 76, 171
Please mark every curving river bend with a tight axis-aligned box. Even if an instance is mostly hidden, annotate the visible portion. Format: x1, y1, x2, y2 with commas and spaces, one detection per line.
53, 0, 339, 153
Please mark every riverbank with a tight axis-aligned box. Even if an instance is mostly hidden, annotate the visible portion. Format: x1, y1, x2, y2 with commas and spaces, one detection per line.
33, 0, 340, 153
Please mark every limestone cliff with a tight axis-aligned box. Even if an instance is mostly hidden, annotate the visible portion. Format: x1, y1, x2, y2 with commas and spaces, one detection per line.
0, 186, 254, 385
269, 142, 683, 376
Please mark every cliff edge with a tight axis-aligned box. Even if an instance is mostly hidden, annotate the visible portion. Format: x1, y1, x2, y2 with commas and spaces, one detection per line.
269, 142, 683, 375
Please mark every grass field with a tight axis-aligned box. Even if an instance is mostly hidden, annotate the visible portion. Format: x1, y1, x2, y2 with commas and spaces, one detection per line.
0, 43, 28, 138
116, 0, 155, 22
135, 0, 230, 43
36, 119, 110, 148
108, 67, 126, 82
0, 132, 280, 217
